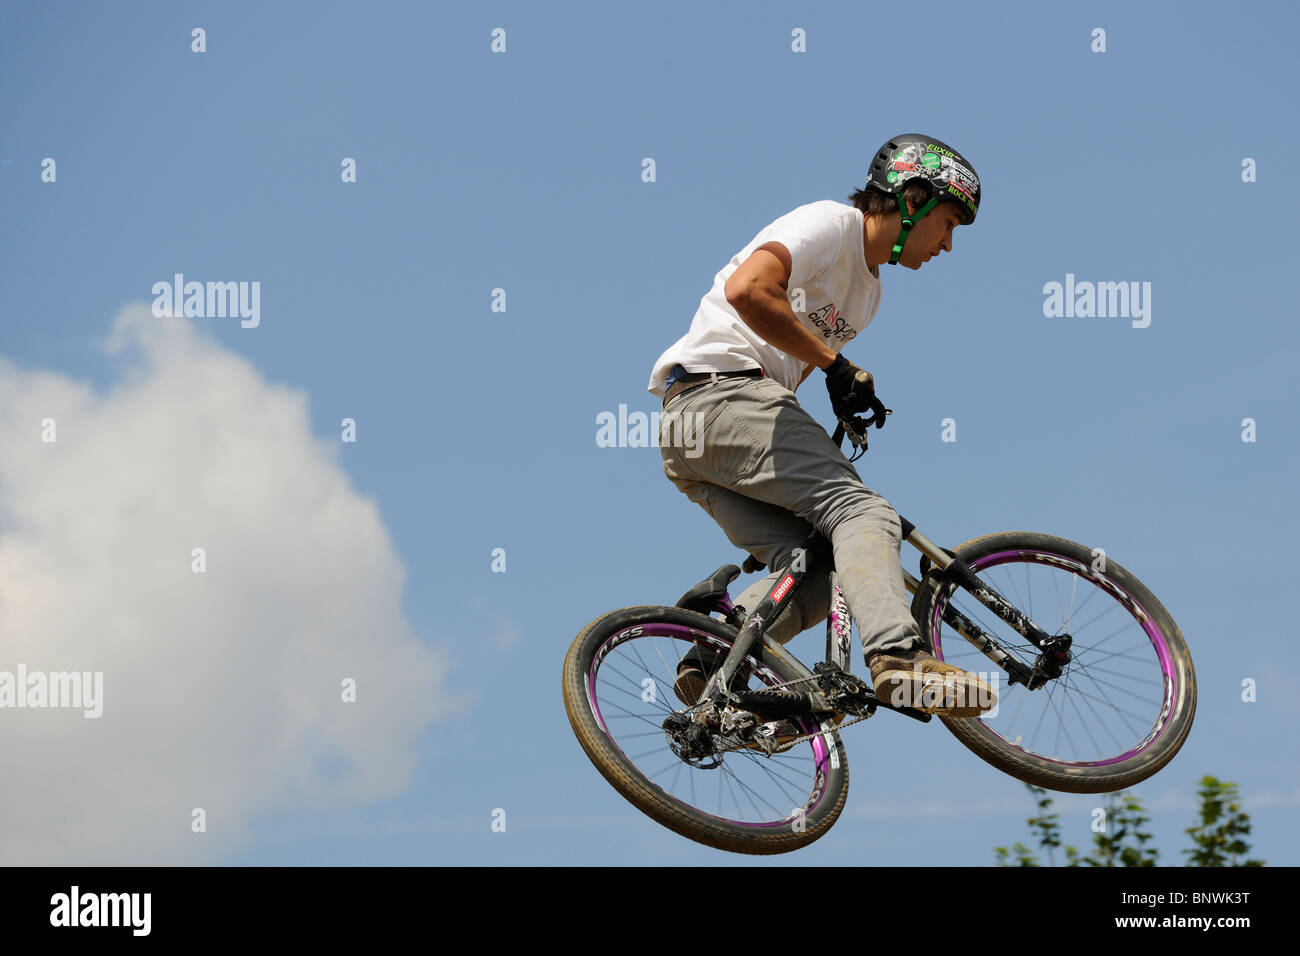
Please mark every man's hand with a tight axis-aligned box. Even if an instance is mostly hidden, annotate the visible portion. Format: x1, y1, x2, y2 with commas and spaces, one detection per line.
823, 354, 876, 419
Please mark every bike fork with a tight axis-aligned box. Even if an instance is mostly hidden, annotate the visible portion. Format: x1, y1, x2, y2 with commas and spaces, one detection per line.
902, 523, 1066, 688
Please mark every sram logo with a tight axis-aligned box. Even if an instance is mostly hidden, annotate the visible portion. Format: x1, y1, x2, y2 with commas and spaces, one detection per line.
771, 575, 795, 602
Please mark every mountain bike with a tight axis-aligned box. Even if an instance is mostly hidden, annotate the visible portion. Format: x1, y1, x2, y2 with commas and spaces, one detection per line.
561, 408, 1196, 854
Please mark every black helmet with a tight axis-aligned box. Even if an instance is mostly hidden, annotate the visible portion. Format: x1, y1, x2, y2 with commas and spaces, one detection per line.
863, 133, 981, 264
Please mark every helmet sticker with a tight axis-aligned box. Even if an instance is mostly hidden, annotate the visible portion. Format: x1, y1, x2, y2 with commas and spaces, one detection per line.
872, 135, 980, 225
890, 144, 977, 192
946, 159, 980, 193
891, 144, 927, 168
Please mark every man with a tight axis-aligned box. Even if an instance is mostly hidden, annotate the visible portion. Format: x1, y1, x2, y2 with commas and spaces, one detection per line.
648, 133, 995, 717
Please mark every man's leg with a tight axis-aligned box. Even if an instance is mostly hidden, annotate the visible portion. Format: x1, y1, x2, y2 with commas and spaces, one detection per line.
659, 375, 995, 715
660, 397, 829, 645
662, 375, 919, 659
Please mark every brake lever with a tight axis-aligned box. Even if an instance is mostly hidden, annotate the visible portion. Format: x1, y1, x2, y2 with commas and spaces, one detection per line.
834, 404, 892, 461
840, 417, 870, 461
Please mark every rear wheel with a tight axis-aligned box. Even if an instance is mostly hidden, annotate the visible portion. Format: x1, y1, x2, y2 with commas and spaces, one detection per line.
562, 605, 848, 854
911, 532, 1196, 793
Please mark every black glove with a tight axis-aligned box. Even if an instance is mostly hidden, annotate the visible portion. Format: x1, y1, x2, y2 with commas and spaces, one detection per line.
822, 354, 876, 419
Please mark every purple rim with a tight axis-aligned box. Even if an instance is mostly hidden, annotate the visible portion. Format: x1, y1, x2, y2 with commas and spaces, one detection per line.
931, 548, 1176, 767
588, 622, 834, 829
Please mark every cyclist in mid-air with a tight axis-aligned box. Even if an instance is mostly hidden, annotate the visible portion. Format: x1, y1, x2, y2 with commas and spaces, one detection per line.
648, 133, 996, 717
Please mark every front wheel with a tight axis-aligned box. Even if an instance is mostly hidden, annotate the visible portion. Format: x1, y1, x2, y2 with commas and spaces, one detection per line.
562, 605, 848, 854
910, 532, 1196, 793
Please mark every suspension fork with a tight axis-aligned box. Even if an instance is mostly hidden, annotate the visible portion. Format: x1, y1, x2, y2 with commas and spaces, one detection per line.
899, 518, 1068, 687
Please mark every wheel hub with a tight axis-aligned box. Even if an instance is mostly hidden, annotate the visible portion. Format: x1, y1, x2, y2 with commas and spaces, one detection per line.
1027, 633, 1073, 689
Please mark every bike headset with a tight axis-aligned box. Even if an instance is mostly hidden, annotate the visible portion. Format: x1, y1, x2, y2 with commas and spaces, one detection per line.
861, 133, 981, 264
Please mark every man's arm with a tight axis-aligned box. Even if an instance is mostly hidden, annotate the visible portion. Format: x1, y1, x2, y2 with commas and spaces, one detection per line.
724, 241, 837, 377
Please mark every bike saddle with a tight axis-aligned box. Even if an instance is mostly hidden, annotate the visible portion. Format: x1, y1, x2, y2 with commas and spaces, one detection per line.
674, 564, 741, 614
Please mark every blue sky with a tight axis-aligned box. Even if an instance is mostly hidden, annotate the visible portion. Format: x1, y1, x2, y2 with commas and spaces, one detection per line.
1, 0, 1297, 866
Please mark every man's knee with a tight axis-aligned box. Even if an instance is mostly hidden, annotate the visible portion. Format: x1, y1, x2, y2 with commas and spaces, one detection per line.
825, 489, 903, 544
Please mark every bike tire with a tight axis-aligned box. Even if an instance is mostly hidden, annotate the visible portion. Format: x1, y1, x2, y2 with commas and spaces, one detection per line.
910, 531, 1196, 793
562, 604, 849, 854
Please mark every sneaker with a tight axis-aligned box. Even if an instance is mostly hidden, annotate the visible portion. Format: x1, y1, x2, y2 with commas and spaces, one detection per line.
673, 646, 738, 706
868, 646, 998, 717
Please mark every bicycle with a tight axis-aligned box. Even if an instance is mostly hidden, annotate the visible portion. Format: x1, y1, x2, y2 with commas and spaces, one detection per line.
561, 406, 1197, 854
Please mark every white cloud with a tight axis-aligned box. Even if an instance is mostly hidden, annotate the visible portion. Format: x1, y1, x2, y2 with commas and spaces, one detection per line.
0, 306, 456, 864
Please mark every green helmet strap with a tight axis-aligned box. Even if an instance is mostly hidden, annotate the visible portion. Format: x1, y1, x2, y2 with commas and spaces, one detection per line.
889, 195, 939, 264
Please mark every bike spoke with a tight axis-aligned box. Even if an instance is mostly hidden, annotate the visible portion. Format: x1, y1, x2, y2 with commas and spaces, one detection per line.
728, 750, 815, 792
723, 762, 795, 818
1054, 682, 1149, 736
1067, 665, 1128, 755
1069, 601, 1129, 641
598, 659, 676, 715
1067, 626, 1142, 660
598, 697, 671, 731
586, 624, 832, 829
632, 638, 675, 702
1077, 662, 1163, 686
1061, 668, 1105, 758
931, 548, 1176, 767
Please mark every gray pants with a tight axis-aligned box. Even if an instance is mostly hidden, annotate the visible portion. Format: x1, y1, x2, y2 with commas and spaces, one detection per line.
658, 374, 922, 659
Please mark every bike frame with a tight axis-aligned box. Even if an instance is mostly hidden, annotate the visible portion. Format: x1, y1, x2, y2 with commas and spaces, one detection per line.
699, 420, 1069, 711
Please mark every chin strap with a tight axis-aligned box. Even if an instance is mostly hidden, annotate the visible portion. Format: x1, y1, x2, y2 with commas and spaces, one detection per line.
888, 194, 939, 264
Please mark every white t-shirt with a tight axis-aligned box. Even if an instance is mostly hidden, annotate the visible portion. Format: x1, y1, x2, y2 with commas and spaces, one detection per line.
647, 200, 882, 397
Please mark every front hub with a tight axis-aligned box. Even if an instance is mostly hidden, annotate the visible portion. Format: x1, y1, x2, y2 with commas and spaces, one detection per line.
1028, 633, 1073, 689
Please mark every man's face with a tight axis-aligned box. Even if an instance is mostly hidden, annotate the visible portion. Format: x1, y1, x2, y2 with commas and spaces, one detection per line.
899, 201, 963, 270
